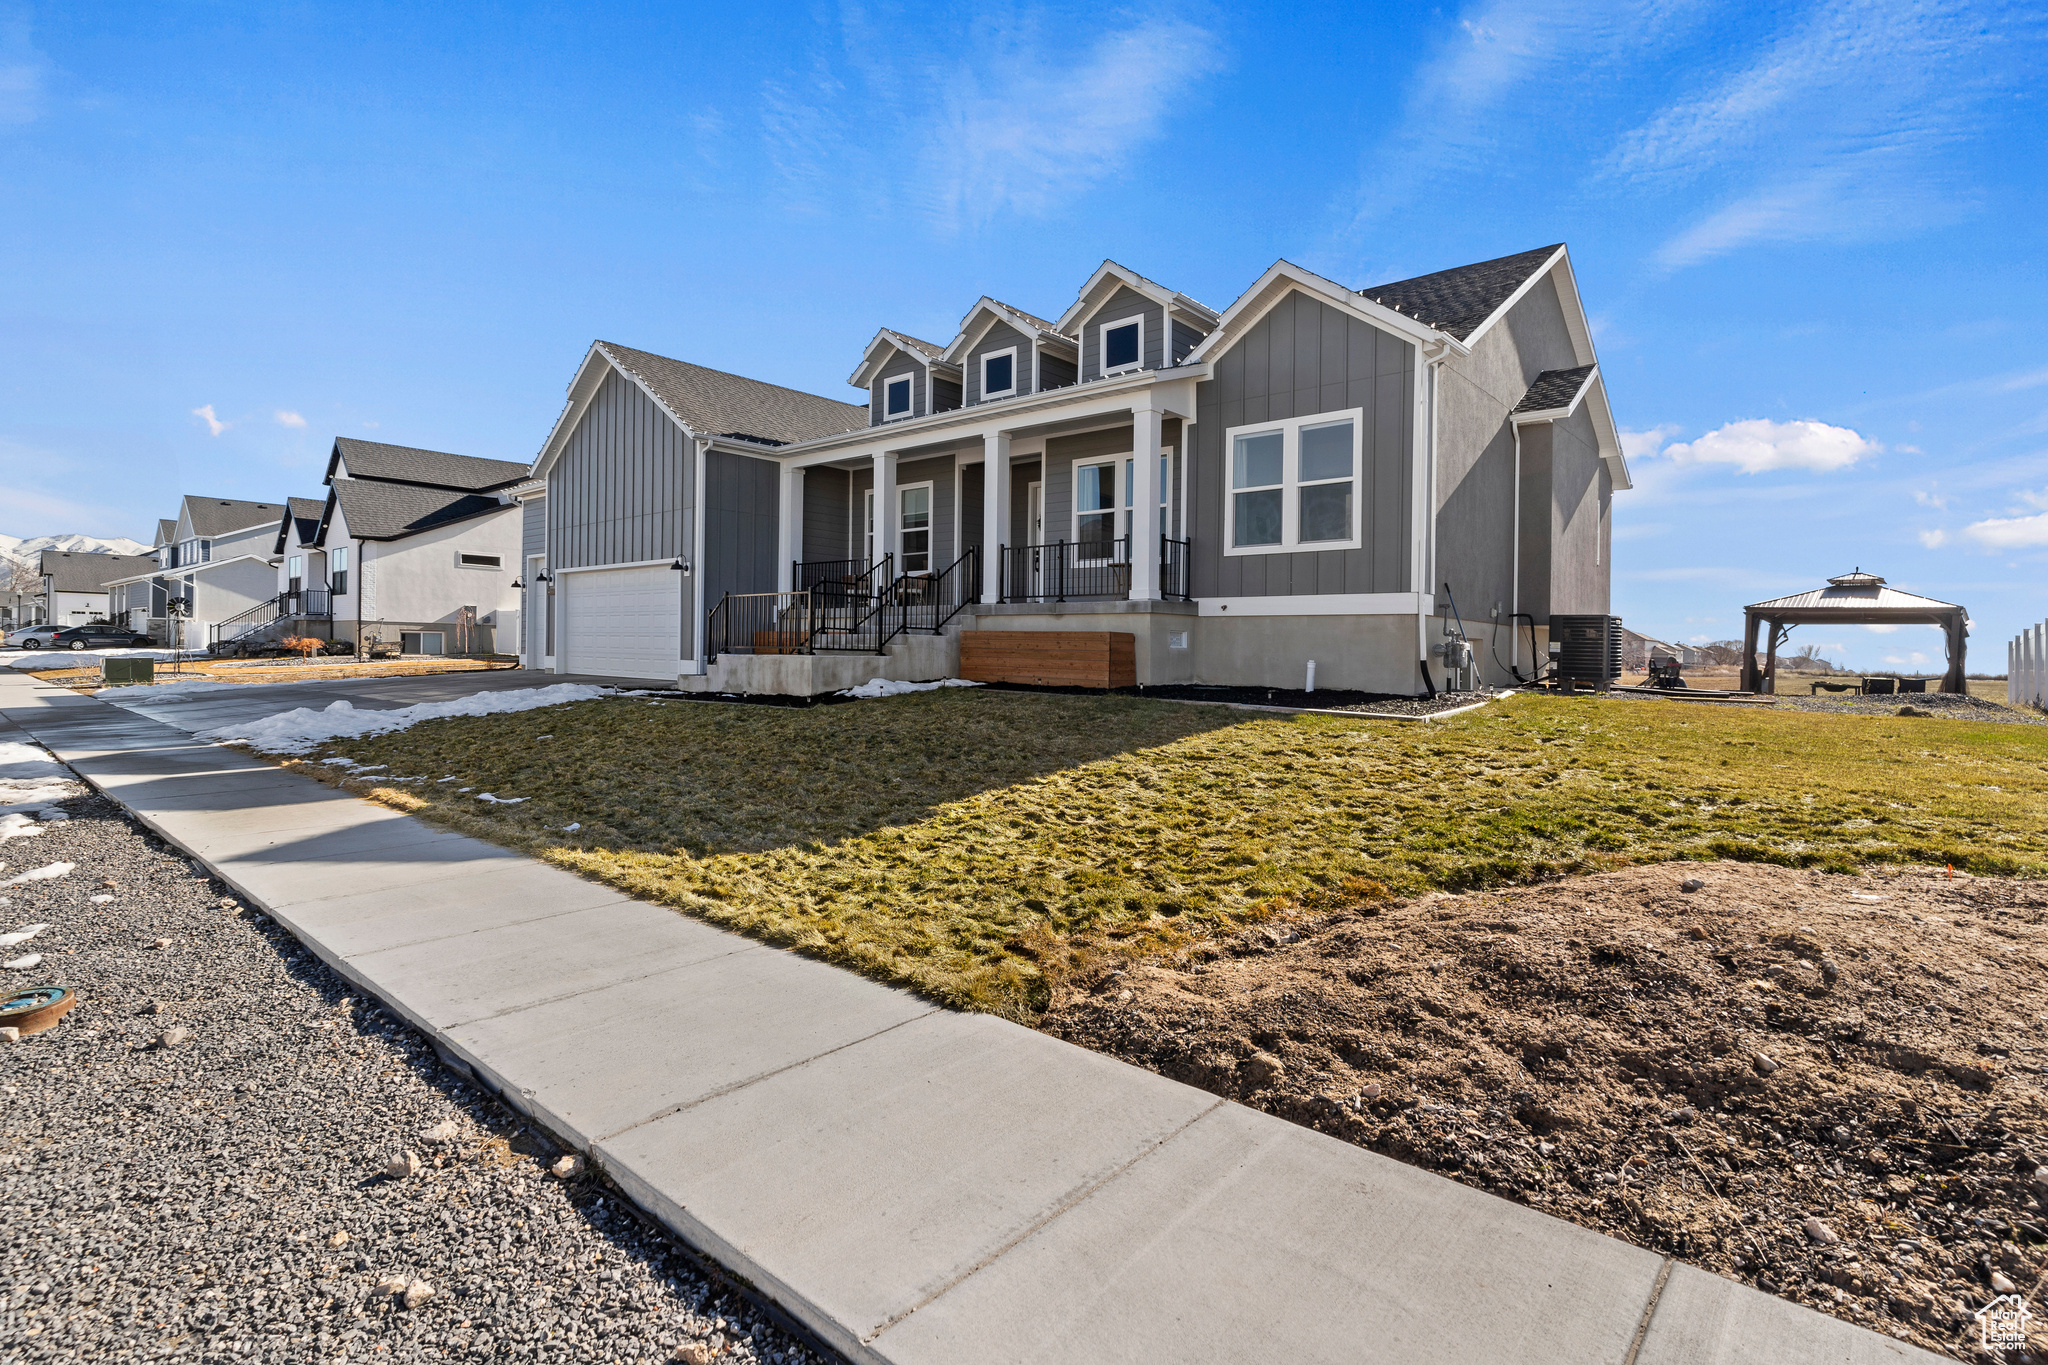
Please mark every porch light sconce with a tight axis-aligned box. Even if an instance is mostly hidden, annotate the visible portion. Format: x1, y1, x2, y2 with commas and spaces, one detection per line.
536, 570, 553, 584
670, 556, 691, 575
509, 576, 525, 589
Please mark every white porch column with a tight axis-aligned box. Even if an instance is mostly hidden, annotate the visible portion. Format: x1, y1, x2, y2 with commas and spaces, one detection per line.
1129, 402, 1164, 601
873, 451, 899, 574
777, 463, 804, 593
983, 431, 1011, 602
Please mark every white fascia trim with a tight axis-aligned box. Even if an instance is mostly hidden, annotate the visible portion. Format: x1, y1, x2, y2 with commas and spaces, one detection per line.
1186, 261, 1468, 366
1583, 378, 1632, 491
1199, 592, 1436, 618
773, 364, 1209, 465
941, 300, 1071, 365
851, 332, 954, 390
555, 558, 680, 574
1055, 260, 1215, 335
1458, 246, 1570, 354
533, 343, 699, 483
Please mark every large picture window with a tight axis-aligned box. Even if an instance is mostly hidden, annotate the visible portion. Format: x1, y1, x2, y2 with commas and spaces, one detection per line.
1224, 408, 1363, 555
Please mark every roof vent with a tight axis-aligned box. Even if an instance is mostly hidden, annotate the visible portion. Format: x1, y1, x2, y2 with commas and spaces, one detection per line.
1826, 568, 1886, 587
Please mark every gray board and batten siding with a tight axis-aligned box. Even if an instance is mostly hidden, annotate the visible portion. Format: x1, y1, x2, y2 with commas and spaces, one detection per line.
1079, 286, 1170, 382
964, 320, 1035, 405
870, 351, 926, 426
521, 496, 546, 560
1191, 289, 1415, 600
802, 467, 851, 563
702, 451, 782, 629
548, 369, 695, 574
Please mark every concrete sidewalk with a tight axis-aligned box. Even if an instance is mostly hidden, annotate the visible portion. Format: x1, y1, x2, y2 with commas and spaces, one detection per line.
0, 670, 1941, 1365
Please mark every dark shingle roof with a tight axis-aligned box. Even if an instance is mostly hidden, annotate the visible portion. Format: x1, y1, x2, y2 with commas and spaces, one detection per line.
1358, 244, 1563, 341
329, 481, 513, 542
886, 332, 949, 363
155, 519, 177, 546
988, 300, 1064, 336
598, 342, 868, 446
331, 439, 530, 492
1513, 365, 1597, 415
183, 496, 288, 538
39, 551, 161, 593
276, 497, 325, 553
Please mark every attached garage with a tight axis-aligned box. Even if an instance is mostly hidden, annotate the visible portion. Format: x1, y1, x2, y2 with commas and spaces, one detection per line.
560, 564, 682, 681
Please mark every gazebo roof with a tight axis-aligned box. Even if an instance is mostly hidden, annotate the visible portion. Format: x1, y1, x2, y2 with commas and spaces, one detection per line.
1746, 569, 1963, 614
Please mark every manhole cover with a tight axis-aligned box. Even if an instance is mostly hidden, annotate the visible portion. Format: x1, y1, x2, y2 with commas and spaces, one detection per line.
1, 985, 78, 1035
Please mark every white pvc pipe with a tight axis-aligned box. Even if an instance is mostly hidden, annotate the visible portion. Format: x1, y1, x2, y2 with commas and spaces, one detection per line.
1306, 659, 1317, 693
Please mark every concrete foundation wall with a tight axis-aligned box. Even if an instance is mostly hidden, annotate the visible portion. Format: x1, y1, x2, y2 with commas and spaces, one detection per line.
1193, 613, 1420, 694
681, 633, 959, 697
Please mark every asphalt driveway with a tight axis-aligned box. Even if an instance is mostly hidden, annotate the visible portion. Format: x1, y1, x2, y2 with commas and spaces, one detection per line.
78, 666, 643, 734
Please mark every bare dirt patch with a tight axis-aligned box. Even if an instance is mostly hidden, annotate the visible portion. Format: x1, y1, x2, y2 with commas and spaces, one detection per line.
1043, 860, 2048, 1359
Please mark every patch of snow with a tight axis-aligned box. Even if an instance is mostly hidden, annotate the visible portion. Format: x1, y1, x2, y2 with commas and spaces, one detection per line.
0, 814, 44, 842
837, 677, 984, 700
91, 893, 113, 903
4, 952, 43, 970
474, 793, 525, 804
561, 823, 581, 833
194, 684, 609, 755
0, 924, 49, 947
1, 861, 73, 888
0, 740, 85, 814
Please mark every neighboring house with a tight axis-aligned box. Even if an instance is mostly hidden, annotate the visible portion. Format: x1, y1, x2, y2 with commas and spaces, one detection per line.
40, 551, 161, 627
281, 439, 529, 656
104, 498, 286, 646
524, 245, 1627, 692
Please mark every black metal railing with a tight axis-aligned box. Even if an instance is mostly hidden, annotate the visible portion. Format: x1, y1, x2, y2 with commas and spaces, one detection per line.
897, 546, 980, 634
1160, 536, 1191, 601
706, 590, 812, 664
999, 537, 1128, 603
280, 588, 332, 618
801, 554, 899, 654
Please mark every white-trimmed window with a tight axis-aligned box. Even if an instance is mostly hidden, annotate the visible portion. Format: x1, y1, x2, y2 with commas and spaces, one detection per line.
980, 347, 1017, 400
898, 482, 933, 573
329, 546, 349, 596
1098, 315, 1144, 377
881, 374, 914, 421
287, 555, 303, 591
1072, 452, 1171, 562
1224, 408, 1363, 555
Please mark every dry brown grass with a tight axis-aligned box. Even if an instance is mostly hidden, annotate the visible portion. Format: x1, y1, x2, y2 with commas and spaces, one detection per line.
296, 689, 2048, 1022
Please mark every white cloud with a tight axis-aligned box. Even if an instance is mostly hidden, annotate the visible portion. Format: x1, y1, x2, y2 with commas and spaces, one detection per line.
1612, 1, 2013, 268
2017, 487, 2048, 511
1918, 528, 1948, 549
762, 14, 1222, 233
191, 404, 227, 437
1620, 424, 1679, 461
0, 14, 47, 127
1883, 651, 1932, 667
274, 410, 306, 429
1912, 489, 1946, 508
1652, 418, 1878, 474
1963, 511, 2048, 550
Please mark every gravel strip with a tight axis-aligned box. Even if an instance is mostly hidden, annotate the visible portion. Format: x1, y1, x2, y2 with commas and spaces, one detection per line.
1766, 692, 2045, 725
0, 780, 832, 1365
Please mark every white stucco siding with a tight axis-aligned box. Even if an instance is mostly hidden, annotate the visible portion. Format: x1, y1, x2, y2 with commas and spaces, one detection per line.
362, 508, 523, 627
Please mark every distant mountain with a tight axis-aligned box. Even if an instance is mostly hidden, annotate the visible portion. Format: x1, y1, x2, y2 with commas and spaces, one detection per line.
0, 533, 153, 565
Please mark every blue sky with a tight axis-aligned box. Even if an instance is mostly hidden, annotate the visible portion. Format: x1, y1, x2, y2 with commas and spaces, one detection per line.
3, 0, 2044, 671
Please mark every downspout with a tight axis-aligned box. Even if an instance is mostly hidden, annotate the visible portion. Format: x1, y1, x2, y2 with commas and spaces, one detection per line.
1511, 422, 1522, 674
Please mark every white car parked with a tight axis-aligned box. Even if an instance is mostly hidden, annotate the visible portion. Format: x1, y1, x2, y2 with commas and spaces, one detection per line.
3, 624, 63, 650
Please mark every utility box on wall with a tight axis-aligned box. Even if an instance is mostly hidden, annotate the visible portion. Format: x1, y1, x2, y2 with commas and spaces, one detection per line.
1550, 614, 1622, 688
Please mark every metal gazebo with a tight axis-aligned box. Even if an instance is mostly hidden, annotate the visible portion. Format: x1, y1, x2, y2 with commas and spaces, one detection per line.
1741, 570, 1970, 694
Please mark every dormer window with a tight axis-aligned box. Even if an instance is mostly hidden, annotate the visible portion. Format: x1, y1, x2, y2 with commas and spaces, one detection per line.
981, 348, 1016, 400
883, 375, 913, 420
1100, 316, 1143, 376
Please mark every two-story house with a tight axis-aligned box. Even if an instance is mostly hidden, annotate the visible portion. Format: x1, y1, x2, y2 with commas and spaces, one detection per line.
41, 550, 162, 628
103, 498, 286, 647
252, 439, 531, 656
521, 245, 1627, 693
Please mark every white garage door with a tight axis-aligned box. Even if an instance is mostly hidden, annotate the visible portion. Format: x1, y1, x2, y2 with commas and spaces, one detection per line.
562, 565, 682, 681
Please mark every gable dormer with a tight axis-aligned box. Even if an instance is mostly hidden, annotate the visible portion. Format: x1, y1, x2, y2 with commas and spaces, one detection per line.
940, 298, 1080, 405
1055, 262, 1218, 384
848, 330, 961, 427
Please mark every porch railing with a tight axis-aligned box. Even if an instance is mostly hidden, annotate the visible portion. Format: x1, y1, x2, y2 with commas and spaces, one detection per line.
207, 589, 333, 651
896, 546, 980, 635
706, 590, 812, 664
800, 553, 896, 653
997, 536, 1192, 603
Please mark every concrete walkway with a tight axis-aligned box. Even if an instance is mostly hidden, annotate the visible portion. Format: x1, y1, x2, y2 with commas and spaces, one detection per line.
0, 670, 1941, 1365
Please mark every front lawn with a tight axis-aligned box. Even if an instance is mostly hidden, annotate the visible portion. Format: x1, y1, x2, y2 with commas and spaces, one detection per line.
305, 691, 2048, 1019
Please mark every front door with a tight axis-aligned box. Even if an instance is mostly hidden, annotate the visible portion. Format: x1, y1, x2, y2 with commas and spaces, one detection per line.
1026, 481, 1043, 597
